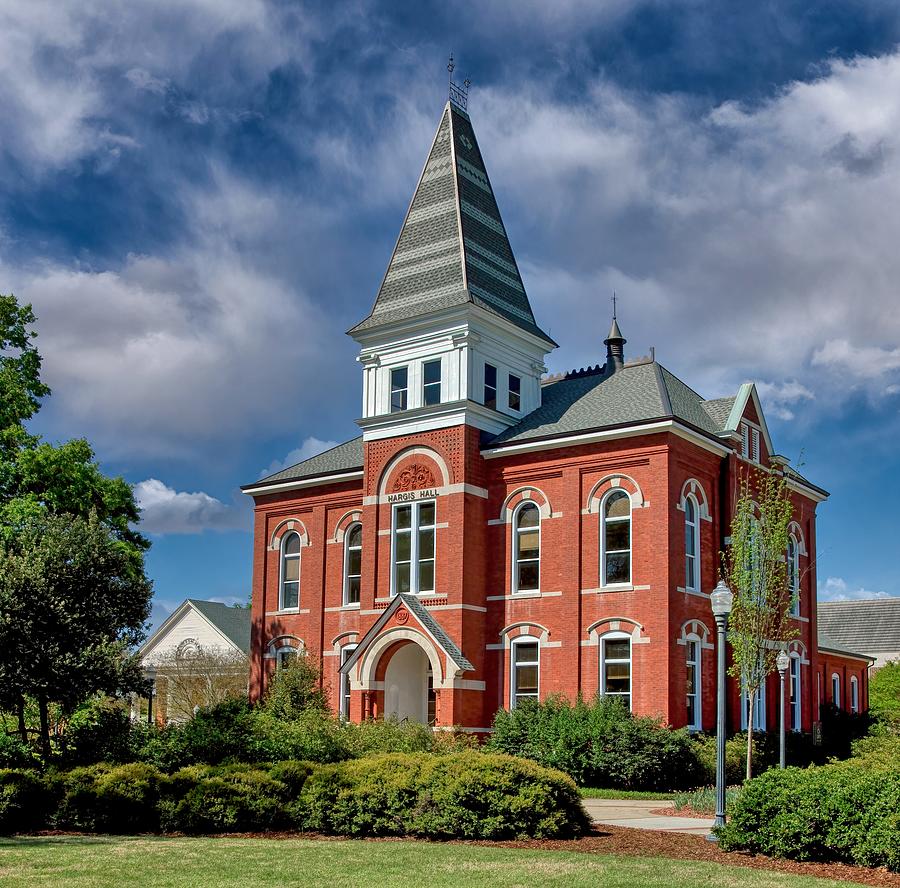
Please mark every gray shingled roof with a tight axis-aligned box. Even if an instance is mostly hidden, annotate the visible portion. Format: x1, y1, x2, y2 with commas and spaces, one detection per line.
702, 396, 736, 430
187, 599, 251, 654
818, 598, 900, 657
350, 102, 555, 346
246, 437, 363, 488
488, 360, 728, 448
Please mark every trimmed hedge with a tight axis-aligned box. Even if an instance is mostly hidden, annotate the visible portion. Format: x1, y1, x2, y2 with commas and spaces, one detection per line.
717, 758, 900, 871
0, 751, 589, 840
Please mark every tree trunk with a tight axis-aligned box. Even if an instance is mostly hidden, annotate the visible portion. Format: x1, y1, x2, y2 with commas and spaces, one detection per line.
37, 693, 51, 764
746, 690, 755, 782
16, 696, 27, 745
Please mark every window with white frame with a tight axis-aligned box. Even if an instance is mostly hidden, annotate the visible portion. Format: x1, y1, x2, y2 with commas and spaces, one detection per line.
484, 363, 497, 409
390, 366, 408, 413
684, 495, 699, 591
422, 359, 441, 407
276, 646, 297, 671
601, 489, 631, 586
790, 654, 801, 730
740, 674, 766, 730
339, 645, 357, 720
831, 673, 841, 708
740, 422, 750, 458
343, 523, 362, 605
280, 532, 301, 610
600, 634, 632, 710
788, 535, 800, 616
513, 502, 540, 593
850, 676, 859, 713
686, 637, 701, 730
392, 501, 436, 595
511, 638, 539, 707
751, 427, 760, 463
508, 373, 521, 411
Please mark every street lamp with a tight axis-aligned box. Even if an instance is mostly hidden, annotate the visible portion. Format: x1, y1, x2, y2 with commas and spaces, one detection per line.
709, 580, 734, 838
776, 649, 790, 769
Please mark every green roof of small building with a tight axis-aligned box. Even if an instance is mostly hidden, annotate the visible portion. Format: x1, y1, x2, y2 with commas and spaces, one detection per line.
186, 599, 251, 654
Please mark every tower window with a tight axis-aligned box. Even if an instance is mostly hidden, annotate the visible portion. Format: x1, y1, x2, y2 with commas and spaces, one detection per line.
391, 366, 408, 413
392, 501, 436, 595
423, 359, 441, 406
508, 374, 521, 411
484, 363, 497, 410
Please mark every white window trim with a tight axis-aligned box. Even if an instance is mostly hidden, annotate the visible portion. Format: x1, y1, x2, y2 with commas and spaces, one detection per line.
340, 644, 357, 720
790, 654, 802, 731
510, 636, 540, 709
342, 522, 362, 606
686, 635, 702, 731
788, 535, 801, 616
684, 493, 700, 593
390, 500, 436, 596
390, 365, 409, 413
740, 675, 767, 730
279, 531, 301, 612
511, 500, 541, 595
832, 673, 841, 708
508, 373, 521, 411
850, 676, 859, 713
484, 362, 498, 409
422, 358, 442, 407
599, 630, 632, 712
600, 488, 632, 588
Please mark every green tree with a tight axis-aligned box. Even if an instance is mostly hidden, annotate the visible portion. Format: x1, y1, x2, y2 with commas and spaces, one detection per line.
0, 512, 152, 761
264, 651, 329, 720
725, 469, 796, 780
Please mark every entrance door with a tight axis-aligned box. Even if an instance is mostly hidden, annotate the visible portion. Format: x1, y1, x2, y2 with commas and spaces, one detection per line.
384, 643, 429, 723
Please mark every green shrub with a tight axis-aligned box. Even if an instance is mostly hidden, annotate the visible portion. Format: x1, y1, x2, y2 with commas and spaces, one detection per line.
718, 760, 900, 871
0, 733, 38, 769
489, 696, 701, 790
301, 751, 590, 839
252, 710, 349, 764
868, 661, 900, 735
263, 651, 330, 719
60, 697, 134, 765
56, 763, 164, 833
0, 769, 56, 833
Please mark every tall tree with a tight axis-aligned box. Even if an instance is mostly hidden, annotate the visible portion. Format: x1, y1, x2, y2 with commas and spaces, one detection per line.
726, 469, 797, 780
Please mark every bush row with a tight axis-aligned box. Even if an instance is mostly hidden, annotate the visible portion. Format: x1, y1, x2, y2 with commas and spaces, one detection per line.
0, 751, 590, 840
717, 749, 900, 872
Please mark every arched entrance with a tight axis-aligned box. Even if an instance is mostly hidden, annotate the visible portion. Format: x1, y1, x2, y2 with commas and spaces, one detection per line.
383, 642, 434, 724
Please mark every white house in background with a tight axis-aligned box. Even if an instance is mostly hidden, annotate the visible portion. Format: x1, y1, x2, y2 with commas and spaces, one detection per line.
137, 599, 251, 723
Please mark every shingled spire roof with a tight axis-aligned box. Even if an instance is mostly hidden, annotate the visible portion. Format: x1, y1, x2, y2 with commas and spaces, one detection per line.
349, 101, 556, 346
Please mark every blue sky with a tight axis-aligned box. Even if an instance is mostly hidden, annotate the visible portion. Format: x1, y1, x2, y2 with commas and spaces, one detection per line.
2, 0, 900, 631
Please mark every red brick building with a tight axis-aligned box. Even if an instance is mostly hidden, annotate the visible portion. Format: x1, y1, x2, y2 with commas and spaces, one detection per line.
243, 95, 870, 734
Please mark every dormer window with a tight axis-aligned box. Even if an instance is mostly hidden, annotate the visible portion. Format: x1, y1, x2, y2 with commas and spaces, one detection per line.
423, 359, 441, 406
484, 363, 497, 409
740, 422, 761, 463
508, 374, 521, 411
740, 422, 750, 458
391, 366, 408, 413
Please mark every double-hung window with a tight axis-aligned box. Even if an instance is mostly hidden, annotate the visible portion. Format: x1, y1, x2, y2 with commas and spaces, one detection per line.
508, 374, 521, 411
741, 675, 766, 730
339, 645, 357, 720
392, 501, 436, 595
512, 503, 540, 593
850, 676, 859, 713
511, 639, 539, 707
601, 490, 631, 585
390, 366, 408, 413
788, 535, 800, 615
790, 655, 801, 730
686, 638, 701, 730
832, 673, 841, 708
280, 532, 301, 610
276, 647, 297, 671
423, 359, 441, 406
343, 523, 362, 605
684, 495, 699, 591
484, 363, 497, 409
601, 634, 632, 710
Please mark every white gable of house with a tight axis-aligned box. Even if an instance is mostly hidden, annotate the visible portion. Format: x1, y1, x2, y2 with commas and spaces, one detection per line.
140, 602, 243, 666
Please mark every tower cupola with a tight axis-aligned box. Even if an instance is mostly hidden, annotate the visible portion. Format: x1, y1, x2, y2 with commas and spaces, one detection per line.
604, 308, 626, 376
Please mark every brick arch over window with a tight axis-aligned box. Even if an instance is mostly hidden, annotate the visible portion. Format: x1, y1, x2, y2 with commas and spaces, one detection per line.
788, 521, 808, 556
677, 619, 714, 649
677, 478, 712, 521
585, 617, 650, 646
332, 509, 363, 543
269, 519, 310, 550
787, 639, 810, 664
330, 631, 360, 655
499, 621, 551, 645
497, 486, 553, 523
264, 634, 304, 660
585, 474, 647, 513
377, 446, 451, 497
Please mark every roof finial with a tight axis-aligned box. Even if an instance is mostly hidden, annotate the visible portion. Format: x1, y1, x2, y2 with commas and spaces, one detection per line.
612, 291, 617, 320
447, 54, 470, 110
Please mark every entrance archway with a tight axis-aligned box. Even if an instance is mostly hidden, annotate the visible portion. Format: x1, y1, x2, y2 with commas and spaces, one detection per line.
384, 642, 433, 724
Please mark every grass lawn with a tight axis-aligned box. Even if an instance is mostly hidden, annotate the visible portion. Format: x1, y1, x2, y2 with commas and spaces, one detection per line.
0, 836, 851, 888
579, 788, 675, 800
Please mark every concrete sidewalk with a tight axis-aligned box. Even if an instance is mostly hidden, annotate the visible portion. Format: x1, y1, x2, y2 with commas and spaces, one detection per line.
583, 798, 715, 836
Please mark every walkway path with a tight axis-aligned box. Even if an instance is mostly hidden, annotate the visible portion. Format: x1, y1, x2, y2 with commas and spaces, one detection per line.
583, 798, 715, 836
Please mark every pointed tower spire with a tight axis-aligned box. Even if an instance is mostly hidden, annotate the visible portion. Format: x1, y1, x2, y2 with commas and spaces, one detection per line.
349, 99, 555, 347
604, 295, 626, 376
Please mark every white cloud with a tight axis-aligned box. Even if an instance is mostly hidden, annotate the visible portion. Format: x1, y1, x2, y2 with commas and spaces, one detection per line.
260, 437, 339, 479
756, 380, 815, 421
811, 340, 900, 380
135, 478, 247, 535
817, 576, 893, 602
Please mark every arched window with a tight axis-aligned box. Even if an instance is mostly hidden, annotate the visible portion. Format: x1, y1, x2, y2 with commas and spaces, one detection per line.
600, 633, 632, 710
513, 503, 540, 593
343, 523, 362, 605
850, 676, 859, 713
276, 646, 297, 671
684, 495, 699, 592
601, 490, 631, 586
831, 673, 841, 708
787, 535, 800, 616
280, 532, 301, 610
789, 654, 801, 730
510, 637, 539, 707
686, 636, 701, 730
339, 644, 357, 719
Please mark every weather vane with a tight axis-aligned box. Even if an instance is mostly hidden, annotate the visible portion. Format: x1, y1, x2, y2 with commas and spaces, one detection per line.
447, 53, 470, 110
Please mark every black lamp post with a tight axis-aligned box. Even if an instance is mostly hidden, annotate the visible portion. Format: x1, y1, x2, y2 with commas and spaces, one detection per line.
777, 649, 790, 769
709, 580, 734, 837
